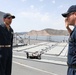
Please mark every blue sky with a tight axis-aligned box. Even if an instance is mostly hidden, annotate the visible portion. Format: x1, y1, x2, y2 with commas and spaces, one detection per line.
0, 0, 76, 32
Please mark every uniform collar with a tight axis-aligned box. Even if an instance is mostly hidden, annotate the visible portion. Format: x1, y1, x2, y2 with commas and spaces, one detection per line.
0, 23, 6, 27
1, 23, 11, 31
1, 23, 11, 28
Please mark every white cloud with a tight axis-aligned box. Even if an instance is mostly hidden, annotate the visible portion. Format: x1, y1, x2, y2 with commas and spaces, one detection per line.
39, 0, 44, 2
58, 5, 63, 9
30, 5, 34, 9
40, 0, 44, 2
21, 0, 27, 2
18, 11, 50, 22
41, 15, 50, 22
52, 0, 56, 4
14, 11, 66, 32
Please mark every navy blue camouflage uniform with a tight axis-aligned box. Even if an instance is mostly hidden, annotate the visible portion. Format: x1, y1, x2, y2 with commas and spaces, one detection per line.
67, 26, 76, 75
0, 24, 13, 75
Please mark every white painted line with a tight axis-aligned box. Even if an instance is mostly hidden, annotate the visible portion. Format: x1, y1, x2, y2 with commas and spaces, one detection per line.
13, 55, 67, 65
13, 55, 27, 59
42, 54, 67, 59
13, 61, 58, 75
40, 59, 67, 65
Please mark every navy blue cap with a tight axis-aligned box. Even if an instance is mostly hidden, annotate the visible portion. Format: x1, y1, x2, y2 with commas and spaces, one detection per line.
62, 5, 76, 17
3, 13, 15, 19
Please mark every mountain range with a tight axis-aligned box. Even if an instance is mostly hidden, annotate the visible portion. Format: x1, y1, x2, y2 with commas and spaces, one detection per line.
27, 28, 69, 36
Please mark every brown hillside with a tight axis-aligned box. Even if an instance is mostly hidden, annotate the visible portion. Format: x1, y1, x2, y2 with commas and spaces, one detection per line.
27, 28, 69, 36
27, 30, 50, 36
44, 28, 69, 36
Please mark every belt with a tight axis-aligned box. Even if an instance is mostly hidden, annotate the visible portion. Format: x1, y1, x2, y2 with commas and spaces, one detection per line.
0, 45, 11, 47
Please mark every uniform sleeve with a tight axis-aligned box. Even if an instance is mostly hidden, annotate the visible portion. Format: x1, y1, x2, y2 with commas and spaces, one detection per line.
11, 28, 14, 49
0, 26, 3, 44
73, 28, 76, 43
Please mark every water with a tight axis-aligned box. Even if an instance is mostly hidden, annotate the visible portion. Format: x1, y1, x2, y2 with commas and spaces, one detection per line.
26, 35, 69, 42
14, 33, 69, 42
